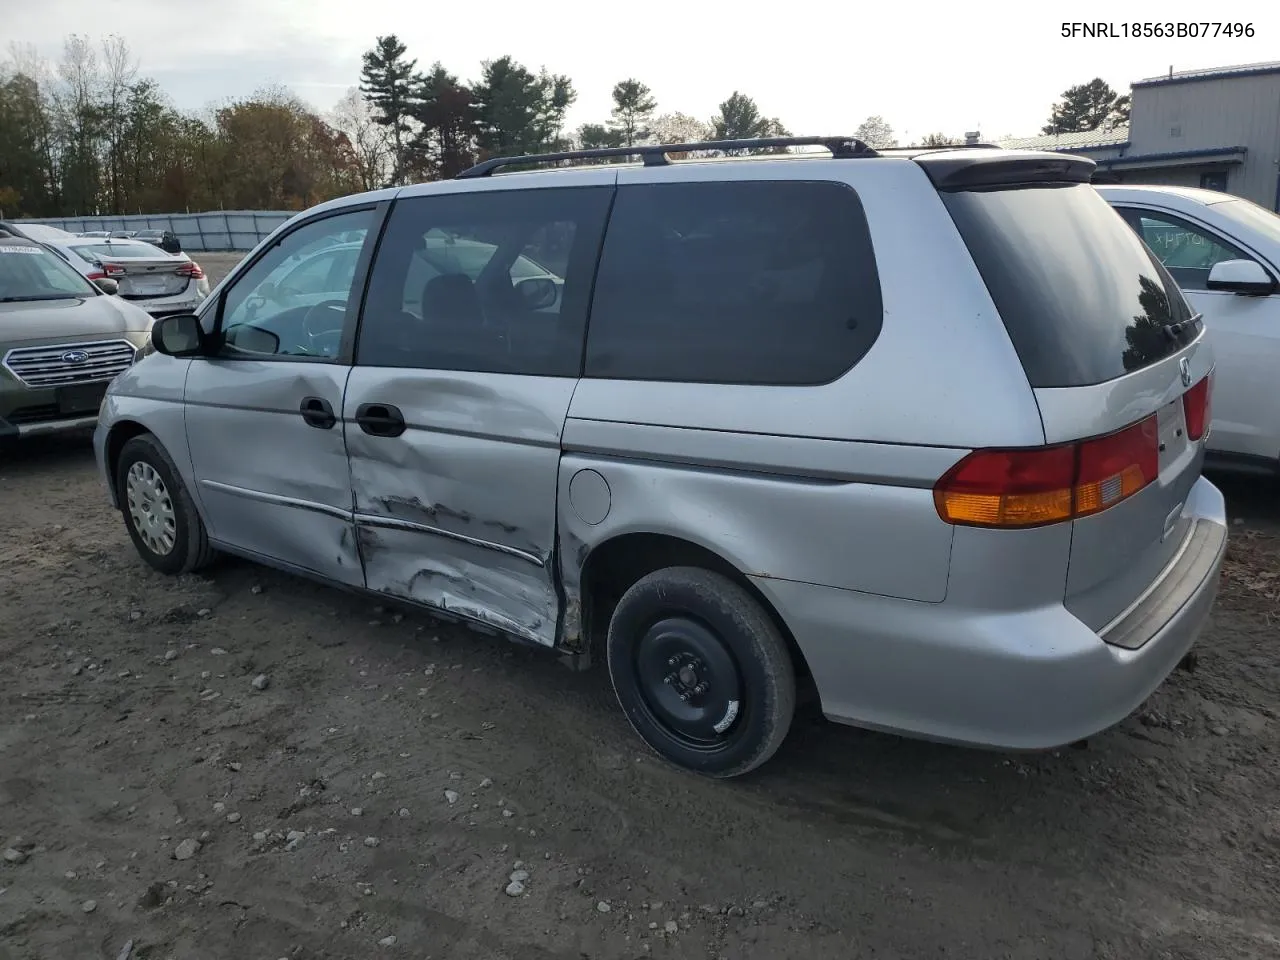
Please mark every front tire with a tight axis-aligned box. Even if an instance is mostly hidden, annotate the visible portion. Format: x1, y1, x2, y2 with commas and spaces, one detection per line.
606, 567, 796, 778
116, 433, 214, 575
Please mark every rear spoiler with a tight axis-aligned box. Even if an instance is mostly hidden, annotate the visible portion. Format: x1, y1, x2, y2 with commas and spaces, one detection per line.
914, 150, 1096, 191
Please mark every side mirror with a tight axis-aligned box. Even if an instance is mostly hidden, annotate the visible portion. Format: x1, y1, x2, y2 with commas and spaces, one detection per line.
516, 276, 558, 311
150, 313, 205, 357
93, 277, 119, 295
1206, 258, 1277, 296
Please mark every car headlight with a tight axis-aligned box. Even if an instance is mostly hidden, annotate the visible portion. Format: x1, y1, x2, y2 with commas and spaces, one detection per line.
134, 334, 156, 363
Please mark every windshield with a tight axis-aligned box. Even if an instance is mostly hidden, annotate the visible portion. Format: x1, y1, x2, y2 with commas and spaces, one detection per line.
1217, 198, 1280, 246
0, 241, 98, 301
73, 241, 167, 261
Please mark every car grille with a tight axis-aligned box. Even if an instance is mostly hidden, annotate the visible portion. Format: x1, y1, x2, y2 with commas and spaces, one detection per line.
2, 340, 137, 388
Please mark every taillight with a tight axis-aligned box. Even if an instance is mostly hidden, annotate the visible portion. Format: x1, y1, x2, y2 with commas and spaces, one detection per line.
86, 271, 106, 281
934, 416, 1159, 528
177, 261, 204, 279
104, 263, 125, 277
1183, 373, 1212, 441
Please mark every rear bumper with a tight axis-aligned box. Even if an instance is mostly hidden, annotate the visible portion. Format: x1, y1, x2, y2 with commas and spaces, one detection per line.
753, 475, 1227, 750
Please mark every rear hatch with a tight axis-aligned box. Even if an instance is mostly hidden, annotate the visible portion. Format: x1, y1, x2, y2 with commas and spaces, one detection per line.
925, 152, 1213, 631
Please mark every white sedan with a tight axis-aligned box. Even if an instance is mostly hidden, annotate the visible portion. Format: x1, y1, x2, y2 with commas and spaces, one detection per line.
1098, 185, 1280, 473
38, 235, 210, 318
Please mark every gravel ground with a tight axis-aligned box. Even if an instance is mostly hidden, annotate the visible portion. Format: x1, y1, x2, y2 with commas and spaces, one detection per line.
0, 253, 1278, 959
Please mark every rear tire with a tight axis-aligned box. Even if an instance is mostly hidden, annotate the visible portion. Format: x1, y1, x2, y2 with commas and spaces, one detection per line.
116, 433, 215, 576
606, 566, 796, 778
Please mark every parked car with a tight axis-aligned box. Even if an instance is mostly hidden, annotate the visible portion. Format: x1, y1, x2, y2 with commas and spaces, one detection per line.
1097, 185, 1280, 474
93, 139, 1226, 778
0, 225, 154, 441
6, 222, 75, 244
132, 228, 182, 254
78, 231, 111, 238
110, 230, 137, 240
42, 237, 209, 317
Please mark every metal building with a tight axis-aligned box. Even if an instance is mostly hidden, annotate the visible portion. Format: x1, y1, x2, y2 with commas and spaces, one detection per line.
1000, 61, 1280, 211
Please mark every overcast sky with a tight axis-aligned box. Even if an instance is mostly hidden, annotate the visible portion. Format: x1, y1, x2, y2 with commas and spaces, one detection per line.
5, 0, 1277, 141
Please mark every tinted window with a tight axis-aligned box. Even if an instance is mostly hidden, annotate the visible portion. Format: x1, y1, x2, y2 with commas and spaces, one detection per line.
585, 181, 882, 385
942, 184, 1198, 389
358, 188, 612, 376
216, 209, 373, 360
1118, 209, 1249, 291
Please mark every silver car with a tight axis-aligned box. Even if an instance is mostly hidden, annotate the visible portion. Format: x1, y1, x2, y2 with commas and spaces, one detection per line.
49, 237, 210, 317
93, 137, 1227, 778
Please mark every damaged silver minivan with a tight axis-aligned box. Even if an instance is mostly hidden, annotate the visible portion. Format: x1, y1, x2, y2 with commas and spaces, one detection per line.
95, 137, 1227, 778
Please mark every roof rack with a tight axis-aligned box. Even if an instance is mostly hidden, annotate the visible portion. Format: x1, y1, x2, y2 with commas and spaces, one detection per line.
456, 135, 878, 179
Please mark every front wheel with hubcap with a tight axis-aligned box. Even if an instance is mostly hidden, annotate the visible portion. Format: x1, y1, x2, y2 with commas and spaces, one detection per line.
115, 433, 215, 576
606, 566, 796, 778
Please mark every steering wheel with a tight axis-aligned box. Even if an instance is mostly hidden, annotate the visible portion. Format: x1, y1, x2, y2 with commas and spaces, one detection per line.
301, 300, 347, 356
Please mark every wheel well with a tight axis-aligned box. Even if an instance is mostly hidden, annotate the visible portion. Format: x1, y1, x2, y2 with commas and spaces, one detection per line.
577, 533, 813, 685
104, 420, 151, 498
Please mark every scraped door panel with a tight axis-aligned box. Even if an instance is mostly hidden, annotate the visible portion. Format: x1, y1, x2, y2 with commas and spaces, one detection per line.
343, 370, 574, 644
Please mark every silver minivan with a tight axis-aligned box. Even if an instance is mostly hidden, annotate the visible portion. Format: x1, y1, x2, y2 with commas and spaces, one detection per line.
94, 137, 1227, 778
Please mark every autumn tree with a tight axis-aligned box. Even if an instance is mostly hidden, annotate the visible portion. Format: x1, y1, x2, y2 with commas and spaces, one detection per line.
1042, 78, 1130, 134
360, 35, 416, 184
609, 79, 656, 146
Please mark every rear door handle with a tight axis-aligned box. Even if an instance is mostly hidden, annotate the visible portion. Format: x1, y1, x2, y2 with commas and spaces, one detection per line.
299, 395, 337, 429
354, 402, 406, 438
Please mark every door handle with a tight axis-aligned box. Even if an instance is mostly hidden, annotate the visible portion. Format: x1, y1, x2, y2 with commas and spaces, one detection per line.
299, 395, 337, 429
354, 402, 406, 438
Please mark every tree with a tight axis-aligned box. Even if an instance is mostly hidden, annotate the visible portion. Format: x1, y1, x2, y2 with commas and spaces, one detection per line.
918, 132, 956, 147
1042, 78, 1129, 134
576, 122, 624, 150
359, 35, 416, 184
710, 92, 789, 154
409, 64, 478, 180
651, 111, 711, 145
854, 115, 897, 149
332, 86, 391, 190
472, 56, 574, 159
609, 79, 656, 146
100, 35, 137, 214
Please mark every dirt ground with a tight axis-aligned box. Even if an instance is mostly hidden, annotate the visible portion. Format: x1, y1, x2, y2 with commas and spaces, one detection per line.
2, 255, 1280, 959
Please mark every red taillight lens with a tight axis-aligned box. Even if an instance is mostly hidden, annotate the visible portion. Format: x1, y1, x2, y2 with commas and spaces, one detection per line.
103, 262, 125, 277
934, 416, 1159, 528
86, 271, 106, 281
1183, 373, 1212, 442
177, 261, 204, 279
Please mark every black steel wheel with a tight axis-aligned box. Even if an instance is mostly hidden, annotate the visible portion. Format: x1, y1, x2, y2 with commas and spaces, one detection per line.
606, 566, 796, 778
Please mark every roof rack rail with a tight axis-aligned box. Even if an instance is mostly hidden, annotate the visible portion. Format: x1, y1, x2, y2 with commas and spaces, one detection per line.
456, 135, 877, 179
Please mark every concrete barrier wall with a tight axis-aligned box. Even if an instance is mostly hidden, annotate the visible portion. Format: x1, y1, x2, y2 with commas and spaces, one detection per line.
13, 211, 295, 252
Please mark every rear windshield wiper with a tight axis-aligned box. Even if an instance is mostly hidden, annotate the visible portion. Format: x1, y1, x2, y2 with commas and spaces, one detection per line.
1163, 313, 1202, 341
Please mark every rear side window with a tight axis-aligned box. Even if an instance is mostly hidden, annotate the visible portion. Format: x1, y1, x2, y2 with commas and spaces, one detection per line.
585, 180, 883, 385
942, 183, 1198, 389
358, 187, 612, 377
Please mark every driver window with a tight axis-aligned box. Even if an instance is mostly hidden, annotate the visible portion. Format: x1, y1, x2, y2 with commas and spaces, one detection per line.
218, 209, 373, 359
1124, 210, 1248, 292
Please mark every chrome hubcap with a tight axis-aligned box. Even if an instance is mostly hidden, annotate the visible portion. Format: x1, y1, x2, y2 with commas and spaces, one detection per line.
125, 462, 176, 556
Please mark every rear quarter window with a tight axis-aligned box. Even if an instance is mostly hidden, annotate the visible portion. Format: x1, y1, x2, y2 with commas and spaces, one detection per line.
942, 183, 1198, 389
584, 179, 883, 385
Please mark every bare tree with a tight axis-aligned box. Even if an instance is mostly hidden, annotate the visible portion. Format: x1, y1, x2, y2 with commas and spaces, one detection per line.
331, 87, 392, 191
101, 35, 137, 213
